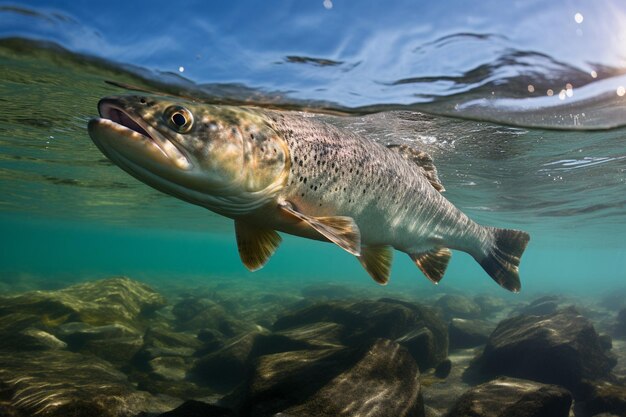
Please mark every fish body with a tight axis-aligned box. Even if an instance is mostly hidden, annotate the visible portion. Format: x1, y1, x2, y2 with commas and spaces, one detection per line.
269, 112, 485, 252
88, 96, 529, 291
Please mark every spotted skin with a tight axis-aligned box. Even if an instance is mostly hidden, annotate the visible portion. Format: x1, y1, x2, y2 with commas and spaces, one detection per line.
265, 111, 490, 256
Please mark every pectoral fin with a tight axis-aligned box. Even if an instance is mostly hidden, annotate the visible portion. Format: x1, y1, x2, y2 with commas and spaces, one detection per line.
358, 245, 393, 285
410, 248, 452, 283
278, 201, 361, 255
235, 220, 282, 271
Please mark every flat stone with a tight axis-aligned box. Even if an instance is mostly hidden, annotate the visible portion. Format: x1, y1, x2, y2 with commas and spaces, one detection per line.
435, 295, 482, 320
0, 327, 67, 351
148, 356, 189, 381
133, 326, 201, 366
57, 322, 139, 347
237, 347, 352, 414
581, 381, 626, 417
273, 298, 448, 371
144, 326, 203, 350
239, 339, 424, 417
444, 377, 572, 417
282, 339, 424, 417
254, 322, 345, 356
54, 321, 143, 366
191, 331, 267, 392
0, 349, 176, 417
84, 336, 144, 368
520, 296, 560, 316
157, 400, 234, 417
171, 297, 256, 337
473, 295, 507, 316
449, 318, 494, 349
0, 277, 166, 332
468, 308, 617, 393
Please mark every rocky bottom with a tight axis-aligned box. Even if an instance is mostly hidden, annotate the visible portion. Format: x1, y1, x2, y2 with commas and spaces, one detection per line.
0, 276, 625, 417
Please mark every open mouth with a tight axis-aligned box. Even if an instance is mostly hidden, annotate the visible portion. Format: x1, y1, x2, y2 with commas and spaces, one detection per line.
91, 98, 191, 170
99, 101, 153, 141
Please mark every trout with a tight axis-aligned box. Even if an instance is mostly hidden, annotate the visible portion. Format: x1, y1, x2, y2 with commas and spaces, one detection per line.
88, 96, 530, 291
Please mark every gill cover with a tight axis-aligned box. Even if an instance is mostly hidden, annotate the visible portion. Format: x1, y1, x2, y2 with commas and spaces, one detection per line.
158, 102, 291, 195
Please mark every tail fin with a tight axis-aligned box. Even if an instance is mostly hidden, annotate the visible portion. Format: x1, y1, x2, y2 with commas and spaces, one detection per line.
479, 228, 530, 292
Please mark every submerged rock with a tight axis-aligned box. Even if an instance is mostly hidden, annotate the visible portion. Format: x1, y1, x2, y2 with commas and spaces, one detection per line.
444, 377, 572, 417
0, 327, 67, 351
55, 321, 144, 366
434, 358, 453, 378
614, 308, 626, 338
135, 326, 201, 361
448, 318, 494, 349
191, 331, 268, 392
131, 324, 210, 397
435, 295, 482, 320
172, 297, 256, 337
255, 321, 346, 354
273, 298, 448, 371
580, 380, 626, 417
0, 277, 169, 369
147, 356, 188, 380
157, 400, 234, 417
473, 294, 507, 316
235, 347, 356, 414
85, 335, 144, 368
519, 296, 560, 316
196, 328, 226, 356
468, 308, 616, 392
240, 339, 424, 417
57, 321, 140, 347
0, 277, 166, 331
0, 350, 176, 417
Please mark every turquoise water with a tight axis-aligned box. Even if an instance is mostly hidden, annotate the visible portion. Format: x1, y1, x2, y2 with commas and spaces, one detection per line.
0, 1, 625, 298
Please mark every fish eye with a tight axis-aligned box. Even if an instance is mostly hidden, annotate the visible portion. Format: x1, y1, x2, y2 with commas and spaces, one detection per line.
172, 112, 186, 127
165, 106, 193, 133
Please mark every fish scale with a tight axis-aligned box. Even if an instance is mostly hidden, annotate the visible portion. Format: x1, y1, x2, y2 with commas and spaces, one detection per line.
268, 110, 472, 249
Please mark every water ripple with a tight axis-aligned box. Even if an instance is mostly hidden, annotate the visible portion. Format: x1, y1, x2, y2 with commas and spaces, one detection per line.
541, 156, 625, 171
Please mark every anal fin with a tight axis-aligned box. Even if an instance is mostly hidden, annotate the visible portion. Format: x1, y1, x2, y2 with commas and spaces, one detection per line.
358, 245, 393, 285
278, 201, 361, 256
410, 248, 452, 283
235, 220, 282, 271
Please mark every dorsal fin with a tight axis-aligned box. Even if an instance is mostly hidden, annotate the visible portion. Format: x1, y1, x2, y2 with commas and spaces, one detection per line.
387, 144, 445, 192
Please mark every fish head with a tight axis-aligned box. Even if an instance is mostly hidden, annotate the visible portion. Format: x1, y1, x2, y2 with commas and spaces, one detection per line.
88, 95, 290, 214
